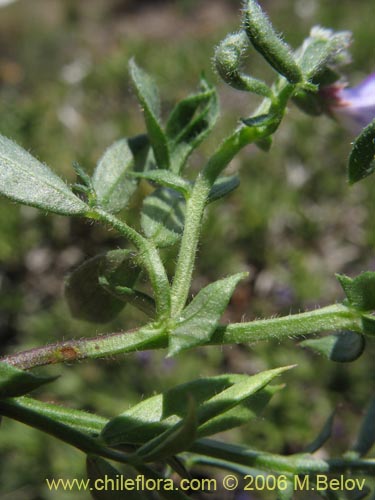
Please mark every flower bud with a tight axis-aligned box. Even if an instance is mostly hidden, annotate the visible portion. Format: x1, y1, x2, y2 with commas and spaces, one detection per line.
214, 31, 272, 98
243, 0, 302, 84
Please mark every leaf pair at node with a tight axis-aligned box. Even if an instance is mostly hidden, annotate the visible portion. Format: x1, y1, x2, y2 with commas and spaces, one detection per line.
101, 366, 291, 461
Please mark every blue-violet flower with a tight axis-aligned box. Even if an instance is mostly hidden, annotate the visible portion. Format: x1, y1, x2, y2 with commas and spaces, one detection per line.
321, 72, 375, 134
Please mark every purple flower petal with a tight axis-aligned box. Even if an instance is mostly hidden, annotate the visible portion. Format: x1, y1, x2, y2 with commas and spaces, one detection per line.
320, 72, 375, 134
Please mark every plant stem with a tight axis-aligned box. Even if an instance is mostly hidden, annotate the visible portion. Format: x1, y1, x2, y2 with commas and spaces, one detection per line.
2, 398, 373, 477
170, 81, 297, 316
170, 125, 266, 316
170, 175, 211, 316
92, 208, 171, 318
0, 398, 138, 466
0, 325, 166, 370
210, 303, 362, 344
1, 304, 362, 370
191, 439, 375, 475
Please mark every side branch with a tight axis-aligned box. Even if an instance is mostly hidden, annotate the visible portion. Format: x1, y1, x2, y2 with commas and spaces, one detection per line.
1, 327, 167, 370
0, 304, 362, 370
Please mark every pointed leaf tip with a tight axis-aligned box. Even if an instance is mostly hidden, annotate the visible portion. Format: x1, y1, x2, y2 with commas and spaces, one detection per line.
0, 134, 88, 216
129, 60, 170, 170
0, 361, 57, 398
93, 135, 149, 213
168, 272, 248, 356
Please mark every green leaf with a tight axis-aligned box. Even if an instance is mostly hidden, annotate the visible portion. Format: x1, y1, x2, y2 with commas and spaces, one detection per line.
242, 113, 278, 128
297, 27, 352, 81
132, 170, 191, 197
336, 272, 375, 311
101, 392, 175, 446
198, 384, 281, 438
101, 370, 287, 447
136, 397, 197, 462
17, 396, 107, 436
304, 412, 335, 453
87, 456, 147, 500
351, 397, 375, 457
93, 135, 149, 213
99, 280, 155, 318
243, 0, 302, 83
0, 134, 88, 216
196, 367, 291, 430
129, 60, 170, 170
300, 331, 365, 362
166, 76, 219, 173
65, 249, 141, 323
361, 314, 375, 336
0, 362, 57, 398
207, 175, 240, 203
168, 273, 247, 356
348, 119, 375, 184
141, 187, 185, 248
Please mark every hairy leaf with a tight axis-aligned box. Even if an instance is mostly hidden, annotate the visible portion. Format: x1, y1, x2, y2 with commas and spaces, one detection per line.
141, 187, 185, 248
198, 384, 280, 438
65, 249, 141, 323
136, 398, 197, 462
168, 273, 247, 356
297, 28, 351, 81
101, 368, 289, 446
93, 135, 149, 213
132, 170, 190, 197
129, 60, 170, 170
300, 331, 365, 362
166, 76, 219, 173
0, 134, 88, 216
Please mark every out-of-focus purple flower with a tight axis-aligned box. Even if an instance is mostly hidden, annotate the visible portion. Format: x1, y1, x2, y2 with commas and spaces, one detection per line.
320, 72, 375, 134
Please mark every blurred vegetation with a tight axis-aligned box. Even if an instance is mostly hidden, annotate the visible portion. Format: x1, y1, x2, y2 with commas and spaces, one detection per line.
0, 0, 374, 499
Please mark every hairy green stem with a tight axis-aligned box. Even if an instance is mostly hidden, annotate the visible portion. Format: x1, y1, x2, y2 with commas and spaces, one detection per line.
92, 208, 171, 318
0, 398, 138, 466
0, 326, 166, 370
170, 80, 296, 317
0, 304, 361, 370
191, 439, 375, 475
211, 303, 362, 344
171, 124, 268, 316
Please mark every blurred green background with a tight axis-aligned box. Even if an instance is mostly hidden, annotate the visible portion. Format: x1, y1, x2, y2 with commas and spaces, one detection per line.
0, 0, 374, 499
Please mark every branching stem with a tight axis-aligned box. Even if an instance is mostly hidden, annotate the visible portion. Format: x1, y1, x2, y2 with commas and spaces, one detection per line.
92, 208, 171, 318
1, 304, 361, 370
